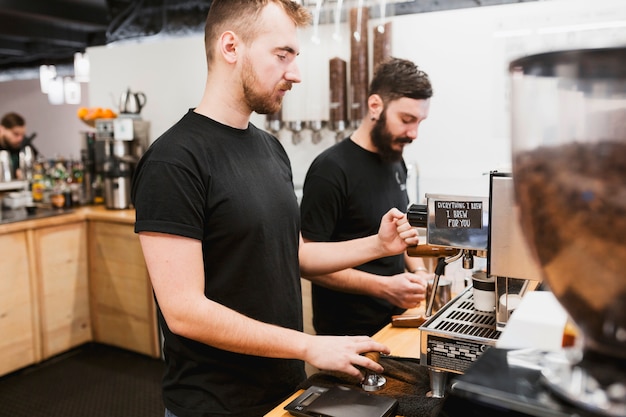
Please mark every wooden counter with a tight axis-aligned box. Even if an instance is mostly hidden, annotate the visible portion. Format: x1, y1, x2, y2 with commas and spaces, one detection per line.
265, 308, 423, 417
0, 205, 159, 377
86, 206, 159, 357
0, 205, 135, 234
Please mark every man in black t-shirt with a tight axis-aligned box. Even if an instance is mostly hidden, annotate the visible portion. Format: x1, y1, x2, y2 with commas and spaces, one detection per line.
301, 58, 434, 337
131, 2, 419, 417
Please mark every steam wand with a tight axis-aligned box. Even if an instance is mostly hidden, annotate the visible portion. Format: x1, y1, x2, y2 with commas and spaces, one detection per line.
425, 250, 464, 318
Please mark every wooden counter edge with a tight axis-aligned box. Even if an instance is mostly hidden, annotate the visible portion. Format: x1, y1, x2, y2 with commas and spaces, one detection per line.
0, 205, 136, 234
264, 306, 423, 417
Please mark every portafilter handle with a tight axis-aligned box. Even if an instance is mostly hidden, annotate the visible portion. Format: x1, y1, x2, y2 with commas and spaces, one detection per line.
406, 204, 461, 258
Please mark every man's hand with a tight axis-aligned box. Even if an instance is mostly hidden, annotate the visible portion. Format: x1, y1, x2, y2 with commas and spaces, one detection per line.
377, 208, 419, 255
304, 335, 390, 380
379, 271, 429, 309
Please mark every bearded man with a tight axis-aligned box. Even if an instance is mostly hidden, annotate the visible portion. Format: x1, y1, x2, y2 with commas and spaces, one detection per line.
300, 57, 434, 337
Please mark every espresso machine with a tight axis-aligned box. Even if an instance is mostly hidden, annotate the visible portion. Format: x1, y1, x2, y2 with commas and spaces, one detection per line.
427, 48, 626, 417
94, 117, 149, 209
406, 176, 542, 400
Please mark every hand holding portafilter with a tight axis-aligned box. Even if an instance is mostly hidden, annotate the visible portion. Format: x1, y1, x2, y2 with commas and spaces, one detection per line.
405, 204, 460, 258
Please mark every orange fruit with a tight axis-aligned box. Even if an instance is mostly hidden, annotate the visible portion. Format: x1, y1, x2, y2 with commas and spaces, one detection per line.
77, 107, 89, 119
85, 107, 104, 120
102, 108, 117, 119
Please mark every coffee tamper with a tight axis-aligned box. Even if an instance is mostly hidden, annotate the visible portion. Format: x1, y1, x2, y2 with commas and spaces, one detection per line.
361, 351, 386, 391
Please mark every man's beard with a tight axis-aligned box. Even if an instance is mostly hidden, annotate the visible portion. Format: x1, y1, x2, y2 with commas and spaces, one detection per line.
370, 110, 411, 163
0, 136, 19, 151
241, 57, 290, 115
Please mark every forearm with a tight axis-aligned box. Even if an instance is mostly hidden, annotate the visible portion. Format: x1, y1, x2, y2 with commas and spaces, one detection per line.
303, 268, 386, 298
141, 232, 312, 360
168, 296, 313, 359
299, 235, 390, 276
299, 208, 417, 276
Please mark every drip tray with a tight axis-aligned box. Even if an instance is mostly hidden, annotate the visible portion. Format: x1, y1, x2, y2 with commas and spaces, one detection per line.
419, 287, 501, 375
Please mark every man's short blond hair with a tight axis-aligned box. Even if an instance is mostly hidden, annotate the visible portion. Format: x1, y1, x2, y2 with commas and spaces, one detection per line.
204, 0, 311, 66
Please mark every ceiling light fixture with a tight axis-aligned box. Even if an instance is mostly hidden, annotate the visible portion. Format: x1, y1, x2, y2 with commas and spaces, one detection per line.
74, 52, 90, 83
39, 65, 57, 93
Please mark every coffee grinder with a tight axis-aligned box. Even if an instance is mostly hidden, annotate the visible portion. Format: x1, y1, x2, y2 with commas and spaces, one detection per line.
94, 116, 149, 209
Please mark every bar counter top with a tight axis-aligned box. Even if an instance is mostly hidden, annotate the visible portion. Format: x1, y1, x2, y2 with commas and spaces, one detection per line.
0, 205, 135, 234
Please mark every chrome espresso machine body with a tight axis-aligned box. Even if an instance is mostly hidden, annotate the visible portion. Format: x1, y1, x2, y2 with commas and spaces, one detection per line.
406, 172, 542, 399
94, 117, 149, 209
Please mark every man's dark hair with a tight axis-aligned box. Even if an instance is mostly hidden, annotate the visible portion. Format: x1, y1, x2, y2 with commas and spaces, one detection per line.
368, 57, 433, 103
1, 112, 25, 129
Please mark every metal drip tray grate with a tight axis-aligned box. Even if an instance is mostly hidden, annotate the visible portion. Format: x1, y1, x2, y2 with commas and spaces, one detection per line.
428, 295, 501, 340
419, 287, 501, 375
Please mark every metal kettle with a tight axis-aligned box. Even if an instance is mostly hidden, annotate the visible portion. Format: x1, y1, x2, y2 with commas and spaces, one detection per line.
0, 150, 13, 182
119, 88, 147, 114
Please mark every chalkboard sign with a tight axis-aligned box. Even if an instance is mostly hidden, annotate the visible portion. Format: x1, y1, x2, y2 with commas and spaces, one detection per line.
434, 200, 483, 229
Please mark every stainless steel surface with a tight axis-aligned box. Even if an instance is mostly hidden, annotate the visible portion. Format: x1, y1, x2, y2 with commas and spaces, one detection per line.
424, 251, 462, 317
419, 287, 501, 375
488, 174, 543, 281
426, 369, 447, 399
104, 177, 131, 210
0, 150, 14, 182
119, 88, 147, 114
419, 286, 502, 400
18, 145, 34, 181
495, 276, 531, 330
426, 278, 452, 314
424, 193, 489, 251
362, 374, 386, 392
94, 118, 149, 210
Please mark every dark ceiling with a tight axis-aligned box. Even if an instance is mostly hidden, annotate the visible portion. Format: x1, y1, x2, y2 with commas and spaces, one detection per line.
0, 0, 536, 79
0, 0, 212, 77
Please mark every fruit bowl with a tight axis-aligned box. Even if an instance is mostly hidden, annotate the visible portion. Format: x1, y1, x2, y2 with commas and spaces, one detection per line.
77, 107, 117, 128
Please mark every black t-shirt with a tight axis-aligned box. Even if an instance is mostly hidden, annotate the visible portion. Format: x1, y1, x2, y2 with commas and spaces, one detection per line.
300, 138, 409, 336
132, 110, 305, 417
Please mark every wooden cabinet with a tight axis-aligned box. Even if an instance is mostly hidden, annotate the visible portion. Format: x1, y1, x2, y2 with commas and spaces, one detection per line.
0, 207, 159, 377
0, 230, 39, 376
33, 221, 91, 359
88, 220, 160, 358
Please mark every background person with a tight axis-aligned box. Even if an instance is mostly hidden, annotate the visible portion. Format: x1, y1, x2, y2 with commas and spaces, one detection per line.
0, 112, 38, 179
131, 2, 419, 417
300, 58, 434, 337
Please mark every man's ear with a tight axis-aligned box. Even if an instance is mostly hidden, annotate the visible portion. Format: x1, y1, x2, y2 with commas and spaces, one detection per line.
368, 94, 383, 119
219, 31, 239, 64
